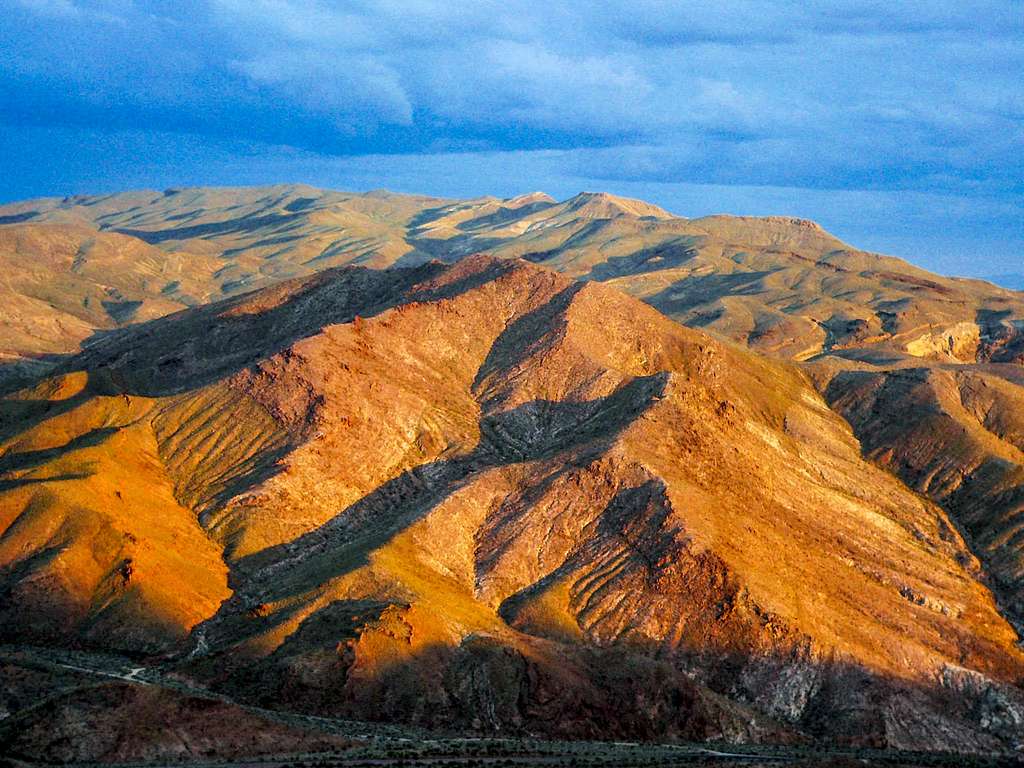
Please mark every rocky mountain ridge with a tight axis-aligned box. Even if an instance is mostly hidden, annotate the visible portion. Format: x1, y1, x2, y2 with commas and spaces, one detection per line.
2, 255, 1023, 754
3, 185, 1022, 375
2, 186, 1024, 758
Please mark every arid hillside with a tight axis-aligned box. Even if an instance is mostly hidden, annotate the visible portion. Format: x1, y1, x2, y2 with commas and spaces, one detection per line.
3, 185, 1023, 376
4, 187, 1024, 759
0, 187, 445, 380
2, 255, 1023, 754
813, 360, 1024, 633
8, 188, 1022, 624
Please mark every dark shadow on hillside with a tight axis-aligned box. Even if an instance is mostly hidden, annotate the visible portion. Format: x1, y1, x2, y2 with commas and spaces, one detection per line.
644, 270, 777, 316
400, 233, 514, 265
0, 354, 73, 399
210, 601, 1024, 755
492, 479, 683, 635
977, 308, 1024, 364
404, 256, 518, 304
583, 243, 698, 282
0, 471, 95, 492
472, 282, 584, 396
195, 442, 295, 525
196, 373, 668, 654
517, 220, 618, 265
406, 203, 470, 230
0, 384, 97, 444
805, 346, 910, 367
0, 259, 540, 454
823, 367, 1024, 636
112, 211, 310, 244
0, 427, 118, 474
0, 212, 39, 225
221, 233, 304, 258
13, 261, 456, 400
453, 200, 557, 232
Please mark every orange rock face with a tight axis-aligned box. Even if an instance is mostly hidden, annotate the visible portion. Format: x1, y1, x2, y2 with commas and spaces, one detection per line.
2, 255, 1023, 750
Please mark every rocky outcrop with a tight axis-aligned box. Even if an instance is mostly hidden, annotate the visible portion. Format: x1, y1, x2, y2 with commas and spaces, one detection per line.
905, 322, 981, 361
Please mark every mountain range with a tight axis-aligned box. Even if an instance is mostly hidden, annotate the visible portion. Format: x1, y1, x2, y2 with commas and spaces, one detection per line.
2, 186, 1024, 762
4, 185, 1023, 374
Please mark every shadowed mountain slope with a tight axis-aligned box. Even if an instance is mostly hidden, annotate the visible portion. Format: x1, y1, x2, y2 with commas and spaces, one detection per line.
815, 362, 1024, 632
0, 186, 445, 380
2, 255, 1023, 750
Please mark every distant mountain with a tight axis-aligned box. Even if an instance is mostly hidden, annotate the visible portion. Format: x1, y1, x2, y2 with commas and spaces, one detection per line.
2, 185, 1023, 373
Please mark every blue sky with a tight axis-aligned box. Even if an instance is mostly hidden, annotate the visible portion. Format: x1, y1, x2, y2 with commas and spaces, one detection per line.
1, 1, 1022, 276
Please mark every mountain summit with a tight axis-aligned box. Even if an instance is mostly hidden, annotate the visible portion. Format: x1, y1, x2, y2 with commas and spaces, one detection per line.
560, 191, 676, 219
3, 185, 1021, 377
2, 254, 1022, 753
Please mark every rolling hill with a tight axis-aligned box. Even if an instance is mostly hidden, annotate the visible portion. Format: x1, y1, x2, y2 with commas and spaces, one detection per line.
3, 185, 1022, 377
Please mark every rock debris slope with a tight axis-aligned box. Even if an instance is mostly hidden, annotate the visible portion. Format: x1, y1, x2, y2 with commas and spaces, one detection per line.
1, 255, 1022, 750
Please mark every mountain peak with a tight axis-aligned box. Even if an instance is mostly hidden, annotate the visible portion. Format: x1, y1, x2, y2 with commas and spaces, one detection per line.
561, 191, 675, 219
760, 215, 826, 230
694, 213, 828, 232
4, 253, 1022, 751
503, 191, 556, 208
5, 195, 1024, 753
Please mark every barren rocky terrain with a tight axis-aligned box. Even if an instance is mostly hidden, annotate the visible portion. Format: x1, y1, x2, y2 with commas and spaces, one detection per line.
2, 187, 1024, 763
3, 185, 1023, 373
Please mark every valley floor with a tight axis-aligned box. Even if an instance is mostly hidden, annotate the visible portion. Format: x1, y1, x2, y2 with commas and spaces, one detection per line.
0, 646, 1016, 768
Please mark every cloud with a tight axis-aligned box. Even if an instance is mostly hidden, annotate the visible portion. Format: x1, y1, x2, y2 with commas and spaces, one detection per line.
3, 123, 1022, 278
211, 0, 377, 45
230, 51, 413, 127
13, 0, 128, 25
412, 39, 656, 137
0, 0, 1022, 234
